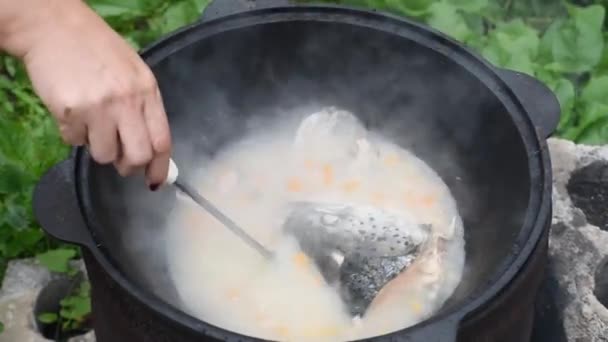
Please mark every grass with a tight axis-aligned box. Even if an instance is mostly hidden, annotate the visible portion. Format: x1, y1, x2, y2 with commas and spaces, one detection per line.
0, 0, 606, 335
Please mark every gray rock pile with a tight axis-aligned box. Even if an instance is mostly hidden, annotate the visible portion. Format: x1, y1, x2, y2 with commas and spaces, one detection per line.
0, 259, 94, 342
546, 138, 608, 342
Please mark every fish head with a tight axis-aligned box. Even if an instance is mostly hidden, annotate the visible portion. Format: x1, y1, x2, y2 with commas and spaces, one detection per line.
283, 201, 431, 259
282, 201, 433, 316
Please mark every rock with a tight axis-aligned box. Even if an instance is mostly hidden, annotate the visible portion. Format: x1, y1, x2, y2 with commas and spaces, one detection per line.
568, 161, 608, 231
0, 290, 51, 342
68, 331, 96, 342
0, 260, 52, 299
0, 259, 87, 299
0, 258, 91, 342
548, 138, 608, 341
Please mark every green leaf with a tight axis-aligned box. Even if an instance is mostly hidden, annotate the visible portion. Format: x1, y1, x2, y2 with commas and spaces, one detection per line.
384, 0, 434, 17
3, 57, 17, 77
575, 103, 608, 145
36, 249, 77, 273
0, 321, 4, 333
87, 0, 147, 17
446, 0, 488, 13
190, 0, 212, 13
13, 228, 44, 248
482, 19, 540, 75
549, 4, 605, 73
78, 281, 92, 297
581, 75, 608, 105
538, 18, 564, 64
596, 36, 608, 75
159, 1, 200, 34
0, 228, 43, 259
427, 1, 472, 42
38, 312, 59, 324
0, 163, 33, 194
550, 78, 576, 131
60, 296, 91, 320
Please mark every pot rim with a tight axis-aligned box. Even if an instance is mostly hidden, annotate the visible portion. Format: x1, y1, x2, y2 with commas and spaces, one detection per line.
75, 5, 553, 341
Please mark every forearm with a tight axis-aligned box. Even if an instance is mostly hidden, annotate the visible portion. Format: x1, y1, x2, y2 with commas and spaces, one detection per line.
0, 0, 86, 57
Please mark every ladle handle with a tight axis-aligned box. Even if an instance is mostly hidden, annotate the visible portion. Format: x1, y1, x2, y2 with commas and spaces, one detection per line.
164, 159, 273, 259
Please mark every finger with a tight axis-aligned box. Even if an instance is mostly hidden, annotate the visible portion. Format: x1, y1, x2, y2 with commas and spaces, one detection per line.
87, 113, 118, 165
143, 88, 171, 188
115, 100, 153, 177
58, 121, 88, 146
112, 137, 129, 177
55, 106, 88, 146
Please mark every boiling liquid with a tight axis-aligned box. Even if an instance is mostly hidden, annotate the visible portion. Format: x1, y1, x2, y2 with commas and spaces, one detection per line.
165, 116, 465, 341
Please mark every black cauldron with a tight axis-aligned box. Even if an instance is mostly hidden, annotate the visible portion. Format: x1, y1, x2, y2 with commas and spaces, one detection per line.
33, 1, 560, 341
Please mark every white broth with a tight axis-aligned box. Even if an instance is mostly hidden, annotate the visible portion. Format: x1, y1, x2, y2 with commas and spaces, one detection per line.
165, 108, 465, 341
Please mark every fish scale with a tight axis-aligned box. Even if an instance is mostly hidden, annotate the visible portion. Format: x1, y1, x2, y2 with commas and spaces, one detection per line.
340, 253, 418, 317
282, 201, 431, 316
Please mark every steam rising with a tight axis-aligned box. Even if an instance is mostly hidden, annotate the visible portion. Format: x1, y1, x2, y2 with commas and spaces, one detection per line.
104, 16, 532, 338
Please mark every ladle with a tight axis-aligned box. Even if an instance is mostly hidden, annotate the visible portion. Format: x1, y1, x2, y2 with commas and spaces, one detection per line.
164, 158, 273, 258
163, 158, 432, 316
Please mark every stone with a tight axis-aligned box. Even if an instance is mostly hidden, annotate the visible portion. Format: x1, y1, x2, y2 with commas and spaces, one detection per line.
0, 290, 51, 342
0, 259, 86, 299
0, 258, 92, 342
568, 161, 608, 231
68, 331, 96, 342
0, 260, 52, 299
547, 138, 608, 342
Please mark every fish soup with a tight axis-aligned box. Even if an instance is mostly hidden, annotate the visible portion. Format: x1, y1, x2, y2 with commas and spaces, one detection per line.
165, 108, 465, 341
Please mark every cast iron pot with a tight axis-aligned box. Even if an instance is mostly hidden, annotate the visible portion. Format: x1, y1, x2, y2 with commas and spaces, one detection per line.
33, 1, 561, 341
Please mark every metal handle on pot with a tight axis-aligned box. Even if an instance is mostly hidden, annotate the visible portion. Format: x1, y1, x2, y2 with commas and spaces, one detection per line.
495, 68, 561, 139
200, 0, 292, 21
33, 156, 94, 248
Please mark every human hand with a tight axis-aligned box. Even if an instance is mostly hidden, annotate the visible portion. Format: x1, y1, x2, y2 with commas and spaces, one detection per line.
2, 0, 171, 189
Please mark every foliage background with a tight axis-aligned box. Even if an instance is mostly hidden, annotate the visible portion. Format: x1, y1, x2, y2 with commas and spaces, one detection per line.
0, 0, 606, 329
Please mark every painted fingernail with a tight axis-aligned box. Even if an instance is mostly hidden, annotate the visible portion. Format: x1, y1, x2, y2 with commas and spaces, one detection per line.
149, 183, 160, 192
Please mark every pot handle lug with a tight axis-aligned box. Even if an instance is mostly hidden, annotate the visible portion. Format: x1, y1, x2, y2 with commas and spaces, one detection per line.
495, 68, 561, 139
380, 319, 459, 342
33, 158, 93, 248
201, 0, 292, 21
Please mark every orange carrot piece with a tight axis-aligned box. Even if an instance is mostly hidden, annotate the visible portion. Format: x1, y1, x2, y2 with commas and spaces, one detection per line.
225, 288, 240, 301
273, 325, 289, 338
383, 153, 399, 167
287, 178, 303, 192
341, 180, 361, 193
292, 252, 309, 268
304, 159, 316, 171
420, 194, 437, 207
371, 192, 386, 206
322, 164, 334, 186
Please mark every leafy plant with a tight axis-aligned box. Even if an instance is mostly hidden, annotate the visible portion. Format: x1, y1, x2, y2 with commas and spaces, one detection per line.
36, 250, 91, 340
36, 248, 79, 275
0, 55, 71, 280
308, 0, 608, 142
37, 280, 92, 341
0, 1, 210, 336
86, 0, 211, 50
0, 0, 209, 279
